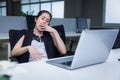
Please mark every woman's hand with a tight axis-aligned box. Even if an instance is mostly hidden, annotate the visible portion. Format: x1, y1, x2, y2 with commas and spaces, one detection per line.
27, 46, 45, 61
39, 24, 55, 33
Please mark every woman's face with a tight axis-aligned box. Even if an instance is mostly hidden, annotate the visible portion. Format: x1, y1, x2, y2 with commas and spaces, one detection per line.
35, 12, 50, 31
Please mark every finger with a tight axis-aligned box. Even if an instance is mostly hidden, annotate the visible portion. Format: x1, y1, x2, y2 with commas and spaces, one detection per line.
30, 53, 37, 60
32, 50, 43, 59
30, 50, 39, 60
37, 53, 44, 59
37, 53, 46, 59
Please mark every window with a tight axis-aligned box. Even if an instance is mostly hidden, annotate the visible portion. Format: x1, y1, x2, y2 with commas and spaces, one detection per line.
103, 0, 120, 26
52, 1, 64, 18
21, 0, 29, 4
31, 4, 39, 15
20, 0, 64, 18
0, 1, 6, 16
41, 3, 51, 12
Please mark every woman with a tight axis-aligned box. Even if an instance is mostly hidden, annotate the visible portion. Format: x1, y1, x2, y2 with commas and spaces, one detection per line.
11, 10, 67, 63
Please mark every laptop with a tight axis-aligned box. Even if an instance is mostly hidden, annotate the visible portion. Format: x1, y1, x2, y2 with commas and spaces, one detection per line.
46, 29, 119, 70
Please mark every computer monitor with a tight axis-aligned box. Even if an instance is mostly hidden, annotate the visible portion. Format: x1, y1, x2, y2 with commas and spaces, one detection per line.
76, 17, 91, 33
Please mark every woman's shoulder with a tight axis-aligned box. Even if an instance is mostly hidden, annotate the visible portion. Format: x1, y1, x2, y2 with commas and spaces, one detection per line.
12, 29, 33, 38
19, 29, 33, 34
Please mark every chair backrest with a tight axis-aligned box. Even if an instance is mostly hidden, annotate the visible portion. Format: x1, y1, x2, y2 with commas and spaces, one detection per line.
9, 29, 27, 51
26, 15, 36, 30
9, 29, 27, 62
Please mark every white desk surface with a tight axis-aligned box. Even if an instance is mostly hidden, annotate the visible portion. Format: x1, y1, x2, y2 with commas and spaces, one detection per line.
65, 32, 81, 38
0, 33, 9, 40
10, 49, 120, 80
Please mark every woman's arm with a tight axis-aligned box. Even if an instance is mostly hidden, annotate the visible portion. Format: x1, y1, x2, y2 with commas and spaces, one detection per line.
50, 29, 67, 55
11, 35, 29, 56
11, 35, 44, 60
41, 25, 67, 55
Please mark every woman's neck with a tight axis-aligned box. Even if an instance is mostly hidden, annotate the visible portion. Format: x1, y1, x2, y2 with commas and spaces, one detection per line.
33, 28, 42, 37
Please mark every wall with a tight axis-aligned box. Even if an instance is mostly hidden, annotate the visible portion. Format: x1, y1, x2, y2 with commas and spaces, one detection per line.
7, 0, 104, 27
64, 0, 82, 18
82, 0, 103, 27
50, 18, 76, 32
0, 16, 27, 33
0, 16, 77, 33
64, 0, 103, 27
7, 0, 20, 16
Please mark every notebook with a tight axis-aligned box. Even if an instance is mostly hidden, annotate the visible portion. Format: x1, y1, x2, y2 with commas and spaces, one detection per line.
46, 29, 119, 70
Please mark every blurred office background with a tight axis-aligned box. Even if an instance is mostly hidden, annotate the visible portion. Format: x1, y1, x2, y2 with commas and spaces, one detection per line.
0, 0, 120, 60
0, 0, 104, 27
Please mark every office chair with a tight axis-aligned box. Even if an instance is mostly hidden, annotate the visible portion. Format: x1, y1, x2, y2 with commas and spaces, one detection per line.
26, 15, 36, 30
9, 29, 27, 62
9, 25, 74, 62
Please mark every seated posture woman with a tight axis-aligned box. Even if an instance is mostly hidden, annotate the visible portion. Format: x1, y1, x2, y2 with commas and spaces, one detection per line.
11, 10, 67, 63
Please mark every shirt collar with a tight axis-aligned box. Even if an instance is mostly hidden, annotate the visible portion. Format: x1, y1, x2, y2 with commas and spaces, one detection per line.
33, 28, 43, 37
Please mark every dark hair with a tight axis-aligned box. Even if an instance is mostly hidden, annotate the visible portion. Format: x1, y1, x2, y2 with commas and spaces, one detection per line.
36, 10, 52, 22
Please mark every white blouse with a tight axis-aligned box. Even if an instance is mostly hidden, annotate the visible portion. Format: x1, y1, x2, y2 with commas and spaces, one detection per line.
29, 36, 48, 61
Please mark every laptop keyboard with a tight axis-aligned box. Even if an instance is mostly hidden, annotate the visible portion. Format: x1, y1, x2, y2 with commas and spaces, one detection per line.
61, 61, 72, 66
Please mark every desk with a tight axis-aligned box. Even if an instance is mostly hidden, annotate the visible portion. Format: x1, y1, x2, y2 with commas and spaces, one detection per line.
65, 32, 80, 51
0, 33, 9, 40
65, 32, 81, 38
11, 49, 120, 80
0, 33, 10, 60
